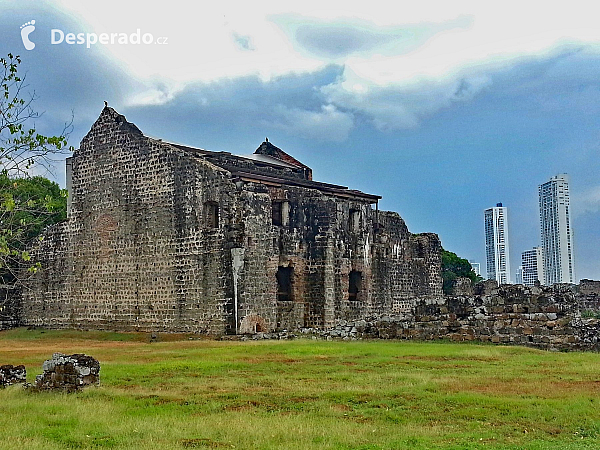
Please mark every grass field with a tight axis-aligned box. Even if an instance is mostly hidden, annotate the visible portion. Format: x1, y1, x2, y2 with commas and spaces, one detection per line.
0, 328, 599, 449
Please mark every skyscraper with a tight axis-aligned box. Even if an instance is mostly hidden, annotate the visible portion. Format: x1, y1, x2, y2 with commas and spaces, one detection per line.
469, 260, 481, 277
521, 247, 544, 286
484, 203, 511, 284
539, 174, 575, 285
515, 266, 524, 285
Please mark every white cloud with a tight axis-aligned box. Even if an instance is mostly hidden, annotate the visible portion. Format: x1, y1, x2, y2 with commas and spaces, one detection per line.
322, 69, 491, 129
51, 1, 600, 85
573, 185, 600, 217
51, 0, 600, 133
268, 104, 354, 141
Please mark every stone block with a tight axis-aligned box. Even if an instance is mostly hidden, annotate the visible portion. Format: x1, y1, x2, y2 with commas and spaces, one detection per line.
0, 364, 26, 387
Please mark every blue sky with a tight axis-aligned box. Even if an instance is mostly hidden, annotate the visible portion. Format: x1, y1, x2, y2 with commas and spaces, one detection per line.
1, 0, 599, 281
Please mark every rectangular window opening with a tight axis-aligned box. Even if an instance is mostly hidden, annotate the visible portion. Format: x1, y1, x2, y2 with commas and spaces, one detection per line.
204, 202, 219, 228
349, 270, 362, 302
349, 209, 360, 232
276, 266, 293, 302
272, 201, 289, 226
272, 201, 282, 226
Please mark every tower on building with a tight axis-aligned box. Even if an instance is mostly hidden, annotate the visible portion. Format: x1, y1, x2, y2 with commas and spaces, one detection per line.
484, 203, 511, 284
539, 174, 575, 285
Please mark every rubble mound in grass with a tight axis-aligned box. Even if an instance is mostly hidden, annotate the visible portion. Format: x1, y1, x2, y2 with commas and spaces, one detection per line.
0, 364, 26, 387
32, 353, 100, 392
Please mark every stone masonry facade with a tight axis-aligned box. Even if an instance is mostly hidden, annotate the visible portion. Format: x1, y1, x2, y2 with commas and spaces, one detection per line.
18, 107, 442, 334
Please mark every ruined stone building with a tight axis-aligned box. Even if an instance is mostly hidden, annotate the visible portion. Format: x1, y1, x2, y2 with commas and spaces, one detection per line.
20, 107, 442, 334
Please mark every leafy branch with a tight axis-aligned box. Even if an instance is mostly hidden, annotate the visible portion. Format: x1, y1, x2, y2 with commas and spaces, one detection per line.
0, 53, 72, 295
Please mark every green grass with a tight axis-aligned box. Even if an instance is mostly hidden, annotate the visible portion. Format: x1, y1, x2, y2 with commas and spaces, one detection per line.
1, 329, 599, 449
582, 310, 600, 319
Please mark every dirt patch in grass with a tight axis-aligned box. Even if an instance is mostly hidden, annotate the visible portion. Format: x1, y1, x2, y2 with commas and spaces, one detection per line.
330, 403, 352, 412
181, 437, 232, 448
448, 379, 600, 398
398, 355, 502, 362
241, 356, 302, 364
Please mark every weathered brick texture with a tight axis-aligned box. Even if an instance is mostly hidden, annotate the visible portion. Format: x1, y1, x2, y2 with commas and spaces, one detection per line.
19, 107, 443, 334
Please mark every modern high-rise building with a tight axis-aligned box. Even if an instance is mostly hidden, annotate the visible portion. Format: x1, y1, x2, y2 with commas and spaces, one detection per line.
521, 247, 544, 286
539, 174, 575, 285
484, 203, 511, 284
469, 261, 481, 277
515, 266, 524, 285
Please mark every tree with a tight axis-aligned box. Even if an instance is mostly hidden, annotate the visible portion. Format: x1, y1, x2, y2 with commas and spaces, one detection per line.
0, 174, 67, 283
441, 249, 482, 295
0, 53, 72, 284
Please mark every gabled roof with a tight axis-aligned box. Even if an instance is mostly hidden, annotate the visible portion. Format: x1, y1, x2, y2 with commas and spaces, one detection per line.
83, 106, 380, 203
254, 139, 312, 180
168, 141, 380, 202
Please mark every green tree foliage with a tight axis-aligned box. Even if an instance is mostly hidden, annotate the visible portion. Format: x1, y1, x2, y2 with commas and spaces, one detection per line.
0, 53, 72, 285
441, 249, 482, 295
0, 174, 67, 283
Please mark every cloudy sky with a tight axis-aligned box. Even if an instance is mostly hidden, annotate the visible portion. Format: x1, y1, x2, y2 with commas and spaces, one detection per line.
2, 0, 599, 281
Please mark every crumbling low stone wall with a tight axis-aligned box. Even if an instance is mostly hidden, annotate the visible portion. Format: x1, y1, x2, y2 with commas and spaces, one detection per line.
317, 283, 600, 351
2, 276, 599, 351
576, 280, 600, 314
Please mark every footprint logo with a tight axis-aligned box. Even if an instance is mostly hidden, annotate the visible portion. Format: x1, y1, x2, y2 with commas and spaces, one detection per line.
20, 20, 36, 50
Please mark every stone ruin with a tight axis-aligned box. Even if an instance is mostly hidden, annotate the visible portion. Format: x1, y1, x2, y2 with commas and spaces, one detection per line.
16, 106, 441, 335
0, 364, 26, 387
1, 354, 100, 391
31, 353, 100, 392
0, 106, 597, 352
297, 280, 600, 351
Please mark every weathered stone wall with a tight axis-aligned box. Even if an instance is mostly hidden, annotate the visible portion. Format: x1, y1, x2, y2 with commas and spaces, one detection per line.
578, 279, 600, 295
8, 107, 600, 353
19, 107, 442, 335
0, 285, 20, 330
0, 364, 26, 386
576, 279, 600, 313
316, 282, 600, 351
32, 353, 100, 392
22, 108, 240, 333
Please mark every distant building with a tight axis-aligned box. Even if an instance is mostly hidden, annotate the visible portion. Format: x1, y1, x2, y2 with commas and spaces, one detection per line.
470, 261, 481, 277
521, 247, 544, 286
539, 175, 575, 285
515, 266, 524, 285
484, 203, 511, 284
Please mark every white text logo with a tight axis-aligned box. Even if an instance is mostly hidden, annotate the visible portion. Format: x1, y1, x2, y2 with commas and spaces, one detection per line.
51, 29, 168, 49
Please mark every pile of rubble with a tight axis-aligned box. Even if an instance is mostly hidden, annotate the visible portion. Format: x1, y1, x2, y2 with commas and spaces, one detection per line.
0, 353, 100, 392
0, 364, 26, 387
32, 353, 100, 392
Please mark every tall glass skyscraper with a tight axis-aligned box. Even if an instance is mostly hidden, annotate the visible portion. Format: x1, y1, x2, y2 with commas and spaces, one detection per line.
521, 247, 544, 286
539, 174, 575, 285
484, 203, 511, 284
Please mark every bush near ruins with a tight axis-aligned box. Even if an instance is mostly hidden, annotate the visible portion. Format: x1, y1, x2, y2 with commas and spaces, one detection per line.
441, 249, 481, 295
0, 53, 72, 284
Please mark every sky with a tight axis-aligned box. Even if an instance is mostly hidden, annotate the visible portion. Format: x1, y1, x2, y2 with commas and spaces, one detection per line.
1, 0, 599, 281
